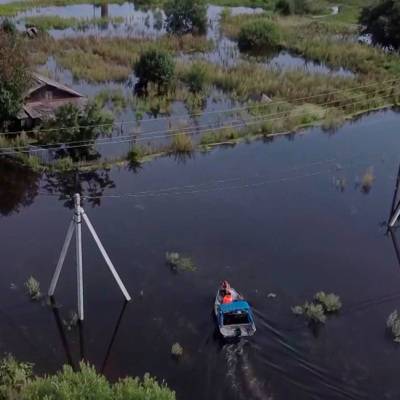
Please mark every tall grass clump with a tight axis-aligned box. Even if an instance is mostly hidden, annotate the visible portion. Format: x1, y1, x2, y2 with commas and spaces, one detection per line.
182, 63, 210, 93
360, 167, 375, 194
238, 19, 281, 52
169, 132, 193, 154
24, 276, 41, 300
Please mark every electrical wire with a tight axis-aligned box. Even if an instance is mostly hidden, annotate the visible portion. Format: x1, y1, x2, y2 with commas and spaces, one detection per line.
78, 154, 382, 200
0, 77, 398, 137
0, 88, 398, 155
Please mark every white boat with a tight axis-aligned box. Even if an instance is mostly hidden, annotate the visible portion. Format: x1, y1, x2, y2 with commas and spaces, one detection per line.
214, 283, 256, 338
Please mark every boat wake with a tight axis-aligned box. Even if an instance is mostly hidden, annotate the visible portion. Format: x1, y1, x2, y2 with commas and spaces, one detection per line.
223, 341, 273, 400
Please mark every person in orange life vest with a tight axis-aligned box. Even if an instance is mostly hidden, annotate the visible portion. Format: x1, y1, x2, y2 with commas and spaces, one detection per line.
223, 291, 233, 304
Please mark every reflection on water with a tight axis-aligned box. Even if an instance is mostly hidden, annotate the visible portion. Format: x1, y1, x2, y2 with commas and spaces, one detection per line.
43, 168, 116, 208
50, 297, 128, 371
0, 159, 41, 216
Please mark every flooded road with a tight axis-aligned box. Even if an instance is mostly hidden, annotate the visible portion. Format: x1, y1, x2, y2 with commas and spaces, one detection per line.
1, 109, 400, 399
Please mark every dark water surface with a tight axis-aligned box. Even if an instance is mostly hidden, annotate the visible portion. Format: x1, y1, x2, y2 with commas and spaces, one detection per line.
2, 109, 400, 399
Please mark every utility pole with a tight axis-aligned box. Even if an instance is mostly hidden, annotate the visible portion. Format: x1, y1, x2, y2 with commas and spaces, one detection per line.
48, 193, 131, 320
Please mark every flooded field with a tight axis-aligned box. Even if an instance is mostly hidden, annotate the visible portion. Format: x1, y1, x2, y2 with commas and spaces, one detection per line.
2, 108, 400, 399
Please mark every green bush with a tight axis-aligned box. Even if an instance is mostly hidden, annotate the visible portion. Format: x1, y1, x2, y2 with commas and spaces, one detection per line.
0, 355, 32, 399
238, 19, 281, 52
135, 49, 175, 91
0, 356, 175, 400
165, 0, 207, 35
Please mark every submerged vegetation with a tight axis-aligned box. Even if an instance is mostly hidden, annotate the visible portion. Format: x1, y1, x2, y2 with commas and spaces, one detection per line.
24, 15, 124, 31
24, 276, 41, 300
171, 342, 184, 357
0, 355, 175, 399
166, 252, 196, 272
292, 291, 342, 325
387, 310, 400, 343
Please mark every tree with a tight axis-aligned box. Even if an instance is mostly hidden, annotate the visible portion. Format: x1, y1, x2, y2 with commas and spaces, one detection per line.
40, 102, 114, 161
164, 0, 207, 35
360, 0, 400, 49
134, 49, 175, 92
0, 33, 31, 125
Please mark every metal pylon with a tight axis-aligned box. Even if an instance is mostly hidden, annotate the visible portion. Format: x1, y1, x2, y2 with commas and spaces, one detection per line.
48, 193, 131, 320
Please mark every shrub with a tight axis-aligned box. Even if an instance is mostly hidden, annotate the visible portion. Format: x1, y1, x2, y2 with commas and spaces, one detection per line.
165, 252, 196, 272
0, 355, 32, 399
387, 310, 400, 342
24, 276, 41, 300
135, 49, 175, 91
183, 63, 209, 93
0, 358, 176, 400
0, 34, 31, 125
238, 19, 281, 52
165, 0, 207, 35
170, 133, 193, 154
314, 292, 342, 313
171, 343, 183, 357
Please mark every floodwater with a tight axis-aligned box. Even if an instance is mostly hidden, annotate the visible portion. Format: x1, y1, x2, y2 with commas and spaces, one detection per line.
14, 2, 355, 76
2, 109, 400, 399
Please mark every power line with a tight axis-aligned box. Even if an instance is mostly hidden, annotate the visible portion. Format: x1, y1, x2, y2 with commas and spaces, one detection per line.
0, 77, 398, 137
79, 154, 382, 200
0, 89, 397, 156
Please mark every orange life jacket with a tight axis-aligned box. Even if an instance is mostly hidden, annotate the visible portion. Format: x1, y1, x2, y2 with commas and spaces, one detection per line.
223, 294, 233, 304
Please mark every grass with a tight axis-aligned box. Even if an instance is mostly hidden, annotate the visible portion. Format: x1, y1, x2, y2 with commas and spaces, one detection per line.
94, 89, 129, 111
24, 276, 41, 300
24, 15, 124, 31
33, 35, 213, 82
169, 133, 193, 154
